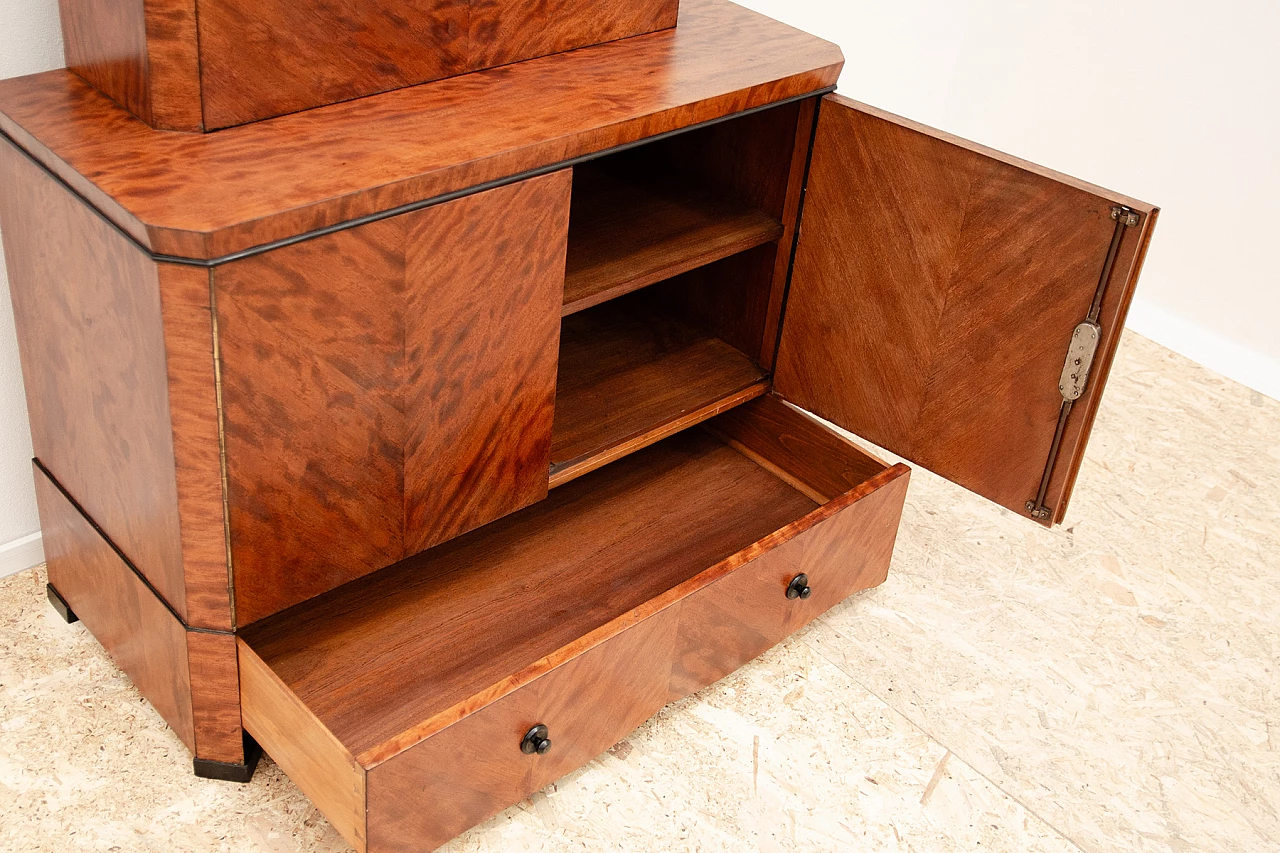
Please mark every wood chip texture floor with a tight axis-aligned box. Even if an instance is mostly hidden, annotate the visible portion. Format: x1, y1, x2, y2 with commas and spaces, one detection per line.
1, 332, 1276, 852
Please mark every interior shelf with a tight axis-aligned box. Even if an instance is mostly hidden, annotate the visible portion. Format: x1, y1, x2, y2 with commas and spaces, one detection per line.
550, 301, 770, 487
563, 164, 784, 316
240, 427, 821, 758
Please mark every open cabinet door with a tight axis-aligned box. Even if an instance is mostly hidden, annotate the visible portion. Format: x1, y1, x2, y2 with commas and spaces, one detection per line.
774, 95, 1158, 526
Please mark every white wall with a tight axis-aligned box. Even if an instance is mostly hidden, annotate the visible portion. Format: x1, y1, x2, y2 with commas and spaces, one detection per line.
0, 0, 61, 570
738, 0, 1280, 398
0, 0, 1277, 558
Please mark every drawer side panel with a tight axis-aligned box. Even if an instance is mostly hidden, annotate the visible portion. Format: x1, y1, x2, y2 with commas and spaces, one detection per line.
239, 639, 367, 852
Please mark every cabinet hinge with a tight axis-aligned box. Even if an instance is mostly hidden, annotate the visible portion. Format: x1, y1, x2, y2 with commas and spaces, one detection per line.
1025, 205, 1142, 521
1111, 206, 1140, 227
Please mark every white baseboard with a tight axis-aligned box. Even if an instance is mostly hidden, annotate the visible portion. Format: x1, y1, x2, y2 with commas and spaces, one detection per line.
1126, 301, 1280, 402
0, 531, 44, 578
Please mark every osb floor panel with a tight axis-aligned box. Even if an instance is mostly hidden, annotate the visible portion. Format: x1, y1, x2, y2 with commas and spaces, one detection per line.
1, 332, 1276, 852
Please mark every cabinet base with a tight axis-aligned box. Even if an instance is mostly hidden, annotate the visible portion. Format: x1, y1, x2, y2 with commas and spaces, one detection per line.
192, 733, 262, 783
46, 582, 78, 623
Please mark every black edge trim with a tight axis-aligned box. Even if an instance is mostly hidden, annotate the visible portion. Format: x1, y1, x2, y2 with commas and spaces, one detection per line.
2, 86, 837, 268
193, 732, 262, 783
32, 458, 232, 636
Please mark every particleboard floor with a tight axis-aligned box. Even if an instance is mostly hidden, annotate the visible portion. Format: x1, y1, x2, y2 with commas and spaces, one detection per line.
1, 332, 1277, 853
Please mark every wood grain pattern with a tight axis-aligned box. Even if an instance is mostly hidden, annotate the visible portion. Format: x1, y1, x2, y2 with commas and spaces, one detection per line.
218, 173, 569, 625
196, 0, 469, 130
0, 0, 844, 259
33, 464, 197, 753
216, 217, 407, 627
142, 0, 203, 130
58, 0, 150, 123
186, 631, 245, 764
564, 163, 782, 315
470, 0, 679, 69
705, 394, 888, 504
365, 606, 680, 853
775, 94, 1157, 524
0, 140, 190, 620
240, 398, 908, 852
239, 641, 367, 852
58, 0, 203, 131
157, 264, 233, 630
627, 98, 811, 364
242, 428, 816, 761
550, 299, 769, 484
669, 460, 909, 699
402, 172, 568, 555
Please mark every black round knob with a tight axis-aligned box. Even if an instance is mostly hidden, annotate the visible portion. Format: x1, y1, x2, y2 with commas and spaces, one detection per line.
521, 724, 551, 755
786, 573, 812, 600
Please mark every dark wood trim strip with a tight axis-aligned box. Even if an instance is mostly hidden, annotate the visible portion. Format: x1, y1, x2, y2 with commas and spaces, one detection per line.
1, 89, 834, 268
32, 457, 233, 637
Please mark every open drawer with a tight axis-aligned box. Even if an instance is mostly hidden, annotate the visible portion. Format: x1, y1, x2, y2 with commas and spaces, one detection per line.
237, 395, 910, 853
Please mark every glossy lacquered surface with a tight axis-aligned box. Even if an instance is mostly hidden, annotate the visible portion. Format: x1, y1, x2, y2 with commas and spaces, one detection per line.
0, 0, 843, 259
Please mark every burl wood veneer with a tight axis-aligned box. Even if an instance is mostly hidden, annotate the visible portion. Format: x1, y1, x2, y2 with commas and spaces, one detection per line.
0, 0, 1158, 847
217, 170, 571, 624
59, 0, 679, 130
0, 0, 842, 258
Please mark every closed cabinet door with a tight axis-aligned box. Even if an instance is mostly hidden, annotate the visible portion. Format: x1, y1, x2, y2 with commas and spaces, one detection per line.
775, 94, 1158, 526
216, 170, 572, 624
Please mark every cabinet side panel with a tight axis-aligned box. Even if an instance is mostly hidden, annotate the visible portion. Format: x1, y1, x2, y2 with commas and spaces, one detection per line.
157, 264, 233, 630
59, 0, 153, 125
0, 142, 188, 618
239, 640, 367, 852
143, 0, 204, 131
195, 0, 469, 129
216, 217, 408, 626
401, 170, 569, 555
34, 465, 196, 752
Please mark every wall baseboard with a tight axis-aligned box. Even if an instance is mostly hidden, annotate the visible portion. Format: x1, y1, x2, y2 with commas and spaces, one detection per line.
0, 531, 44, 579
1126, 300, 1280, 402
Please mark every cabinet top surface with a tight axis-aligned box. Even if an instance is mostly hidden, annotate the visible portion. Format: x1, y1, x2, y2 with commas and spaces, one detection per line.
0, 0, 843, 261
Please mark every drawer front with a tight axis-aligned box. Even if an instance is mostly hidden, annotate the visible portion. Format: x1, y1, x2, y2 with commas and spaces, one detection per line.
365, 606, 681, 853
670, 463, 910, 698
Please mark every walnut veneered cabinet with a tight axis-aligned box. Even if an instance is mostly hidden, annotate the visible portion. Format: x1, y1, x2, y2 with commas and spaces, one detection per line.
0, 1, 1157, 850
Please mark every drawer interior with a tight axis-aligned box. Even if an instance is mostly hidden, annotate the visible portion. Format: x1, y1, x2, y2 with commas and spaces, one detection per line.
239, 396, 899, 850
551, 101, 810, 485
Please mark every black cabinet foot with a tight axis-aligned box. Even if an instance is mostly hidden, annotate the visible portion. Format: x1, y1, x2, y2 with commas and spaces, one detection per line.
193, 732, 262, 783
46, 583, 78, 623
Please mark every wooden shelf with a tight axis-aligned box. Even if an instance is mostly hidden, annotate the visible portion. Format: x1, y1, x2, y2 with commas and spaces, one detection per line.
240, 428, 819, 759
563, 165, 784, 315
550, 302, 770, 487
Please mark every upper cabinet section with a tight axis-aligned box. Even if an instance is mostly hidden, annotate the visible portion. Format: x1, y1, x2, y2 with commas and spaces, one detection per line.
58, 0, 679, 131
775, 95, 1157, 526
1, 0, 843, 259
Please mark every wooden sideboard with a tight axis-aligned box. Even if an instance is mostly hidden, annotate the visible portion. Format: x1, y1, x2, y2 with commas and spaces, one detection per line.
0, 1, 1158, 849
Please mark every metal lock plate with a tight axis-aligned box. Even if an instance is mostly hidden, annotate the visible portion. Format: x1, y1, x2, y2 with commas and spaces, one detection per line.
1059, 321, 1101, 401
